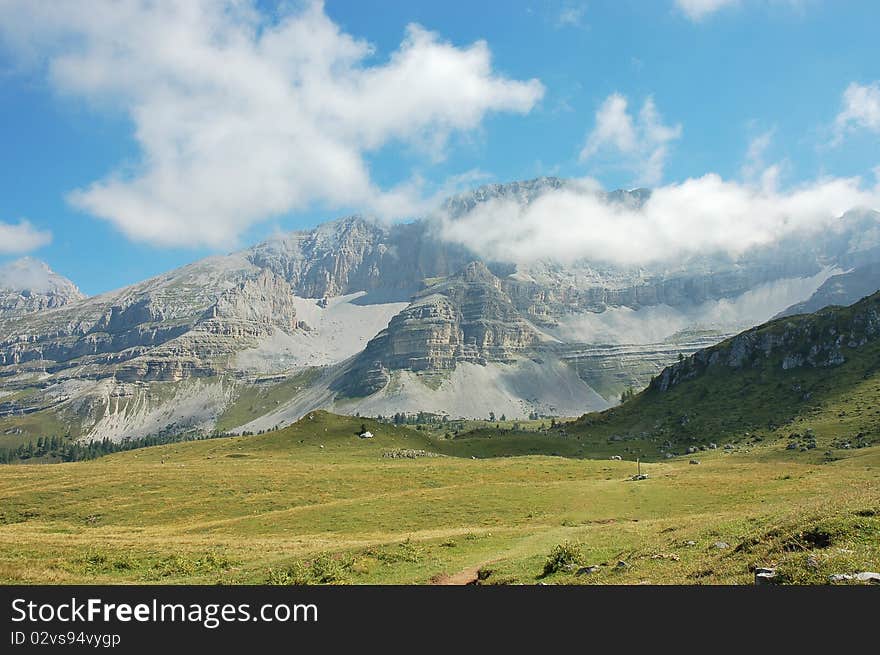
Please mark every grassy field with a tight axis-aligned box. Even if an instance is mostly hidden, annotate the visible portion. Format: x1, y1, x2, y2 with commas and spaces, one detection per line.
1, 410, 877, 585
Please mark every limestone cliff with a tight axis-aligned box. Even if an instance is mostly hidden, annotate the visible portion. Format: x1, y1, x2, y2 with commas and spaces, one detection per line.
335, 261, 540, 396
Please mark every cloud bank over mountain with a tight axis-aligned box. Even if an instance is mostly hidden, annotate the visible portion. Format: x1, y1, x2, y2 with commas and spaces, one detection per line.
437, 173, 880, 266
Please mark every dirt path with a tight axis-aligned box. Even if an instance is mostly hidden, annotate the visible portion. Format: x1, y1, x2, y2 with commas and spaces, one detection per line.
432, 563, 489, 585
430, 523, 603, 585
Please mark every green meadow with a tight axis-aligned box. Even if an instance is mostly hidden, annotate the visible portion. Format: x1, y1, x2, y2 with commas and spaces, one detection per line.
1, 410, 877, 585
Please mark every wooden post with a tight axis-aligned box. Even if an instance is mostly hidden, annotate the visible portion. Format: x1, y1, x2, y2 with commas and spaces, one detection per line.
637, 458, 641, 476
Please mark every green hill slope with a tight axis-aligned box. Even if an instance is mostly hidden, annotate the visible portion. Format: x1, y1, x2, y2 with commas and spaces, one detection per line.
566, 290, 880, 459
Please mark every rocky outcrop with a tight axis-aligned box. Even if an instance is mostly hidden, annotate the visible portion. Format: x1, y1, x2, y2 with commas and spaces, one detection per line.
0, 258, 84, 318
361, 294, 462, 372
651, 290, 880, 392
335, 261, 540, 396
247, 216, 479, 300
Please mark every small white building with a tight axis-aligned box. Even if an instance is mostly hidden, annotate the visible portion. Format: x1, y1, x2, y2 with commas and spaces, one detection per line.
359, 430, 374, 439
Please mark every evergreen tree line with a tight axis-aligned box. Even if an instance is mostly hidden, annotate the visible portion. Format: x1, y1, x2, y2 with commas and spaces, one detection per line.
373, 410, 553, 425
374, 411, 449, 425
0, 431, 224, 465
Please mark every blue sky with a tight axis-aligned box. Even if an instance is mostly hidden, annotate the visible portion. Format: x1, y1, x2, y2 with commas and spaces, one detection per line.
1, 0, 879, 295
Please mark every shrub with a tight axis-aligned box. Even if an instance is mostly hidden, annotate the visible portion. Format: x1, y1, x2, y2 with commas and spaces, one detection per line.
153, 552, 233, 578
266, 560, 311, 585
309, 554, 353, 584
375, 539, 426, 564
542, 541, 584, 576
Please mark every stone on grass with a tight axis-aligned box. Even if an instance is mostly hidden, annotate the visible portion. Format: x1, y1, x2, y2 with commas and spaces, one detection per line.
754, 568, 777, 585
829, 571, 880, 583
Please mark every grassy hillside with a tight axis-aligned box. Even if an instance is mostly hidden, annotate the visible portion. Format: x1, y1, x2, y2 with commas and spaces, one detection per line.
559, 292, 880, 460
0, 410, 877, 585
215, 368, 321, 433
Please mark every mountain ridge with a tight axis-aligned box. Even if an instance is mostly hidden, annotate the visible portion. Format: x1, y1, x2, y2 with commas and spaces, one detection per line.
1, 177, 879, 443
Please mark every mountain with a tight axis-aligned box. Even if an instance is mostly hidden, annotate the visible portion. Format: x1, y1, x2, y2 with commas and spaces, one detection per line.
569, 288, 880, 455
0, 257, 84, 318
319, 260, 610, 420
1, 177, 879, 445
777, 261, 880, 318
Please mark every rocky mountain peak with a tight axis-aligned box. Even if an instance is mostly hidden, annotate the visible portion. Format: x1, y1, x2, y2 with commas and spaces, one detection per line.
461, 260, 498, 285
0, 257, 85, 318
441, 176, 567, 218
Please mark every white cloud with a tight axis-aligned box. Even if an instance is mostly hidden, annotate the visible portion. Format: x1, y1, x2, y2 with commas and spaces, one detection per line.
675, 0, 739, 21
676, 0, 806, 22
557, 4, 586, 28
0, 257, 56, 292
833, 81, 880, 144
742, 131, 773, 177
437, 173, 880, 267
0, 220, 52, 254
579, 94, 682, 186
741, 129, 784, 191
0, 1, 543, 248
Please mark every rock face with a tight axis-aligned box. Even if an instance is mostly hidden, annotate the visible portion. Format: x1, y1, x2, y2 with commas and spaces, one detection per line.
336, 261, 540, 396
0, 258, 84, 318
651, 290, 880, 392
205, 269, 300, 333
777, 260, 880, 318
0, 253, 268, 378
247, 217, 479, 301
